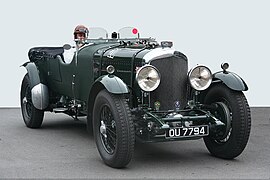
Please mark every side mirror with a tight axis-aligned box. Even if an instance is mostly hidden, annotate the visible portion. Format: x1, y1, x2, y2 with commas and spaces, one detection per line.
63, 44, 72, 50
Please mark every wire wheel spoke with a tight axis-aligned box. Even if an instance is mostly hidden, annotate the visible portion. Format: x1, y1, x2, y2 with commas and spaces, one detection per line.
99, 105, 117, 154
107, 127, 116, 136
212, 100, 233, 143
23, 86, 33, 118
106, 134, 116, 150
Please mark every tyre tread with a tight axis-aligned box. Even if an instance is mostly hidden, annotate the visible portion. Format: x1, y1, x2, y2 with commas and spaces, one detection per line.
203, 84, 251, 159
93, 90, 135, 168
20, 74, 44, 128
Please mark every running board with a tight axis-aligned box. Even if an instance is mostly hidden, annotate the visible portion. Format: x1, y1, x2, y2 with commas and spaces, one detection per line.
53, 108, 68, 113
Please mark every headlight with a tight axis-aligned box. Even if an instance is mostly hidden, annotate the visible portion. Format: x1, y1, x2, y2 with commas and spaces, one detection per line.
136, 65, 161, 92
188, 65, 212, 91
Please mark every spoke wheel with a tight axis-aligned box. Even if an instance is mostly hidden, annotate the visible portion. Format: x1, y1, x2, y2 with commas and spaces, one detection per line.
210, 102, 231, 142
20, 74, 44, 128
203, 84, 251, 159
93, 89, 134, 168
99, 105, 117, 154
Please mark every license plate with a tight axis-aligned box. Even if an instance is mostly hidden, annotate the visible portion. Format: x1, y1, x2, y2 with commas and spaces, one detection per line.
166, 125, 209, 138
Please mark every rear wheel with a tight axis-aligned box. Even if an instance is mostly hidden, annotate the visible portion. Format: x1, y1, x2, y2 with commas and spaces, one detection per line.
20, 74, 44, 128
93, 90, 135, 168
203, 84, 251, 159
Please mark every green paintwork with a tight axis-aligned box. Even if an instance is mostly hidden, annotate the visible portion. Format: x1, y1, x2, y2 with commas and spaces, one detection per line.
44, 43, 114, 101
22, 29, 251, 144
26, 41, 150, 112
23, 40, 249, 114
213, 71, 248, 91
100, 47, 149, 86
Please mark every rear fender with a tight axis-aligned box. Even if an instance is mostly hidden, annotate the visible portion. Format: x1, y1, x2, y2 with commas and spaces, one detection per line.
22, 62, 49, 110
212, 71, 248, 91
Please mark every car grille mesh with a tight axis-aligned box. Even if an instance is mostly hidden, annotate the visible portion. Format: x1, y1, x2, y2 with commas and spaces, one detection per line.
150, 55, 188, 110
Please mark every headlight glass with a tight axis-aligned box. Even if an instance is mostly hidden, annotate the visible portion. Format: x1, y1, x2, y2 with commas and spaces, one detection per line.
136, 65, 161, 92
188, 65, 212, 91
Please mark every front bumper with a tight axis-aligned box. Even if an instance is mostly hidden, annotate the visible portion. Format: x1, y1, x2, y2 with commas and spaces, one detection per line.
133, 108, 225, 143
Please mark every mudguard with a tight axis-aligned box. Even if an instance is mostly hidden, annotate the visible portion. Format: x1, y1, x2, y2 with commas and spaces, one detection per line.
94, 74, 129, 94
86, 74, 129, 131
22, 62, 49, 110
213, 71, 248, 91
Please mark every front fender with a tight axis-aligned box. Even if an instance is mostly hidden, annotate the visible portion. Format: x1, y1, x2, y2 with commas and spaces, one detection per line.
95, 74, 129, 94
86, 75, 129, 132
22, 62, 49, 110
213, 71, 248, 91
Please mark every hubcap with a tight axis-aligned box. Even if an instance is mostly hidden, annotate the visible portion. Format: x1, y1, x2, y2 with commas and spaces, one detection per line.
212, 102, 232, 142
22, 86, 33, 119
23, 97, 28, 104
100, 121, 107, 138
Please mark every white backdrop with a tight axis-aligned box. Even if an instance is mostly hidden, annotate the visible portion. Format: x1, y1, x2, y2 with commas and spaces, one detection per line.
0, 0, 269, 107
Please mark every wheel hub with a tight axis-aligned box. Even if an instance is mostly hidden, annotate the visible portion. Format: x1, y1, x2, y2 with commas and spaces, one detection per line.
211, 102, 231, 141
23, 97, 28, 104
100, 120, 107, 138
98, 105, 117, 155
111, 120, 116, 128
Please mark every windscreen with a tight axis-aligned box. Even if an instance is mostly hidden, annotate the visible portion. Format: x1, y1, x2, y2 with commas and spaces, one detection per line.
88, 27, 108, 39
118, 27, 139, 39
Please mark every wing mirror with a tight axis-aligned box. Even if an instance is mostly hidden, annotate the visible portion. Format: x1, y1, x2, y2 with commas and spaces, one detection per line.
63, 44, 72, 50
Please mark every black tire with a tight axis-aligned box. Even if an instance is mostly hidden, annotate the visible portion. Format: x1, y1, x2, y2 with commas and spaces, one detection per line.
203, 84, 251, 159
20, 74, 44, 128
93, 89, 135, 168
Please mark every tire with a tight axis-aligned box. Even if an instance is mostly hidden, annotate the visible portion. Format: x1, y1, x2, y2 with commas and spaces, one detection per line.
20, 74, 44, 128
93, 89, 135, 168
203, 84, 251, 159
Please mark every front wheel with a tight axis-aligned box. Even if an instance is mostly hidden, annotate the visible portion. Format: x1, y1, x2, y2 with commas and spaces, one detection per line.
203, 84, 251, 159
20, 74, 44, 128
93, 90, 135, 168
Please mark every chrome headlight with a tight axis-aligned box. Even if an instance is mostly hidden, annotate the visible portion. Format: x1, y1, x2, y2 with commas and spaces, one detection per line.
188, 65, 212, 91
136, 65, 161, 92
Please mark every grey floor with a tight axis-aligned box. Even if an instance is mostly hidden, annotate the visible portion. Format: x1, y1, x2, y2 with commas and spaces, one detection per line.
0, 107, 269, 179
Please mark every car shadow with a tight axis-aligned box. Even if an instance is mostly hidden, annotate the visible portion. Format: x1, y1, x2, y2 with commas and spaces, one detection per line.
39, 113, 239, 167
40, 114, 93, 139
134, 141, 205, 160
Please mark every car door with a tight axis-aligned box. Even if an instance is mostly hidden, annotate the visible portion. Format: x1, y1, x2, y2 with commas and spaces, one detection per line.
48, 55, 75, 97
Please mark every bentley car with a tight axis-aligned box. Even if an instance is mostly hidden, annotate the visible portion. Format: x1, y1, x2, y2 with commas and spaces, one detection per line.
20, 27, 251, 168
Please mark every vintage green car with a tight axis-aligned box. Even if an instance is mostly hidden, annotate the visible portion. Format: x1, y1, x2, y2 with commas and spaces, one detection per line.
21, 27, 251, 168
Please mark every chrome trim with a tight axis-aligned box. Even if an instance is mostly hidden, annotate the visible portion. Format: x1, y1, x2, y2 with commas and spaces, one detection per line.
143, 47, 175, 63
22, 97, 27, 104
31, 83, 49, 110
106, 65, 115, 74
188, 65, 212, 91
135, 65, 161, 92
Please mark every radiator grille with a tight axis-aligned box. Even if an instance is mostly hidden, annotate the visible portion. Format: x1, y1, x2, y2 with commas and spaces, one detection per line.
150, 55, 188, 110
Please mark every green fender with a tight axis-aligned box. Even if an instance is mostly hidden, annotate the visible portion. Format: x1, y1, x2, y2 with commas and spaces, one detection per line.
21, 62, 49, 110
22, 62, 41, 88
86, 74, 129, 132
213, 71, 248, 91
94, 74, 129, 94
